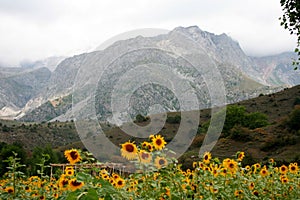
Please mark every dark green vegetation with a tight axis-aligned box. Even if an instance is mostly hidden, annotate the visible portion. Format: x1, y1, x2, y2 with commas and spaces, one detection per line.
0, 143, 64, 177
1, 85, 300, 172
280, 0, 300, 68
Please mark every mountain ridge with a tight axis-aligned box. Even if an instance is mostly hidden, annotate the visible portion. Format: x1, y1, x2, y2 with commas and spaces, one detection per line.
0, 26, 298, 122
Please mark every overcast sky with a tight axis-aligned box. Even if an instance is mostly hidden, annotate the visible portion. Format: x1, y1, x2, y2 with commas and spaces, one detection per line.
0, 0, 297, 67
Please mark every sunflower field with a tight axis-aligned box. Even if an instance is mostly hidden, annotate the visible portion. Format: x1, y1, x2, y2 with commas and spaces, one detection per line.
0, 135, 299, 199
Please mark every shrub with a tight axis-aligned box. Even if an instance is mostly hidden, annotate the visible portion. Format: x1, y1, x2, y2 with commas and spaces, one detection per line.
287, 106, 300, 131
294, 97, 300, 105
166, 115, 181, 124
135, 114, 147, 123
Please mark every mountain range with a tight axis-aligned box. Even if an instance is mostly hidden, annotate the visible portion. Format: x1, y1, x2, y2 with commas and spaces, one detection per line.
0, 26, 299, 122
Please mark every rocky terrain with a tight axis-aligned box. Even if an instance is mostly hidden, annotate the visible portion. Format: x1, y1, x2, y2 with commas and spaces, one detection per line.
0, 26, 298, 123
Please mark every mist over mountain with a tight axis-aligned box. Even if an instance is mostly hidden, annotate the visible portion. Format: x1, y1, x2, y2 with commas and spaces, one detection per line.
0, 26, 298, 122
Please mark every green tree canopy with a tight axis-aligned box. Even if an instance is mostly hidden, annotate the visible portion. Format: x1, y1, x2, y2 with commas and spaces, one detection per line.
280, 0, 300, 68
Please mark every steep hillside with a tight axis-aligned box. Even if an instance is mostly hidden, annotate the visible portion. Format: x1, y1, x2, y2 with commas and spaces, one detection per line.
1, 85, 299, 167
0, 67, 51, 110
19, 26, 283, 122
252, 52, 300, 86
0, 26, 298, 123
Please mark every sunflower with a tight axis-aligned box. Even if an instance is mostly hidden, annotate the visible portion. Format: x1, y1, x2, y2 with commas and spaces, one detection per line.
225, 159, 238, 174
192, 161, 198, 168
152, 135, 167, 150
279, 165, 288, 174
147, 143, 154, 152
25, 185, 31, 192
139, 150, 152, 163
53, 193, 59, 199
289, 163, 298, 174
58, 175, 69, 190
252, 190, 259, 197
149, 134, 155, 140
69, 178, 84, 191
121, 141, 138, 160
101, 173, 110, 181
245, 165, 251, 171
4, 186, 14, 194
114, 177, 125, 189
234, 190, 243, 197
154, 156, 168, 169
260, 167, 268, 177
220, 168, 228, 176
210, 164, 221, 177
249, 182, 255, 190
203, 152, 212, 164
112, 173, 120, 180
64, 149, 81, 164
237, 152, 245, 162
141, 141, 150, 149
39, 195, 46, 200
65, 166, 74, 176
165, 187, 171, 197
280, 175, 288, 184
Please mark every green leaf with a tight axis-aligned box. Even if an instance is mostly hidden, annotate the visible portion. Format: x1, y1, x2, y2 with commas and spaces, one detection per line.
80, 188, 99, 200
76, 172, 92, 182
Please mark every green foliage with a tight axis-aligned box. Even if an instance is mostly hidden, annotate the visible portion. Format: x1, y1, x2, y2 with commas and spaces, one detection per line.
27, 145, 63, 176
294, 97, 300, 105
243, 112, 269, 129
286, 106, 300, 130
201, 105, 268, 137
134, 114, 148, 123
0, 142, 27, 177
280, 0, 300, 68
166, 114, 181, 124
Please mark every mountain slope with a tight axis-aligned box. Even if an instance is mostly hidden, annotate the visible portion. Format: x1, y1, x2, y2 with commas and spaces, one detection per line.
0, 67, 51, 111
0, 26, 298, 122
252, 52, 300, 86
1, 84, 299, 167
20, 26, 282, 122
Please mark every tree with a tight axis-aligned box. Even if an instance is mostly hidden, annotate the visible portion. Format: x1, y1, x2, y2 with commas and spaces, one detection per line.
280, 0, 300, 69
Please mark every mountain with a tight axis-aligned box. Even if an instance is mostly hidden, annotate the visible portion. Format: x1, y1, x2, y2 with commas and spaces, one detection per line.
0, 67, 51, 119
251, 52, 300, 86
20, 56, 66, 72
0, 26, 298, 122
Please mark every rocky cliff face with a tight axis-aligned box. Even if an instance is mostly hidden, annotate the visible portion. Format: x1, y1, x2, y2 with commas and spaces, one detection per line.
251, 52, 300, 86
0, 67, 51, 109
0, 26, 297, 122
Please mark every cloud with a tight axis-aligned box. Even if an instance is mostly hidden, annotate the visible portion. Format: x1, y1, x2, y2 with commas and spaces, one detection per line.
0, 0, 297, 66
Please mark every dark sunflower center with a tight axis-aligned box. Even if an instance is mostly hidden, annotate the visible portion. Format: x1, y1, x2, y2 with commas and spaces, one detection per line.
141, 152, 149, 159
159, 159, 165, 165
62, 180, 68, 186
204, 155, 209, 160
229, 163, 234, 168
8, 189, 13, 193
71, 180, 82, 187
156, 139, 162, 145
291, 166, 296, 170
70, 151, 78, 160
281, 167, 286, 171
117, 180, 123, 185
125, 144, 134, 152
